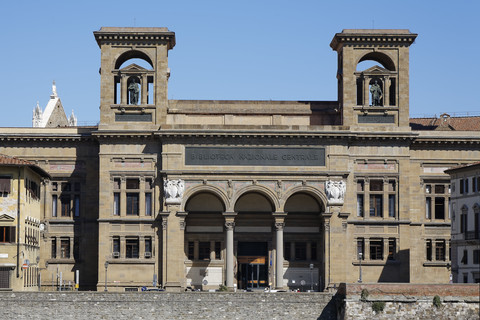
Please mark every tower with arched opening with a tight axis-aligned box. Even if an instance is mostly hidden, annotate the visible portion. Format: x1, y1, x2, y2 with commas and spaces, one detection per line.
94, 27, 176, 130
330, 29, 417, 129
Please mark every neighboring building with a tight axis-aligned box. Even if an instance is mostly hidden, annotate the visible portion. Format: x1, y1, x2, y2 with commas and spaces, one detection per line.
32, 81, 77, 128
0, 27, 479, 292
445, 162, 480, 283
0, 154, 50, 291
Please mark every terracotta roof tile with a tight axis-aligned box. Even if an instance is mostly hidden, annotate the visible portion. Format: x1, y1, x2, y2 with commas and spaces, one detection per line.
0, 154, 34, 166
0, 154, 50, 178
410, 116, 480, 131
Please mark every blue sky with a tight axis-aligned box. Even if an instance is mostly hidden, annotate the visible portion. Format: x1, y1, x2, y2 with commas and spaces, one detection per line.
0, 0, 479, 127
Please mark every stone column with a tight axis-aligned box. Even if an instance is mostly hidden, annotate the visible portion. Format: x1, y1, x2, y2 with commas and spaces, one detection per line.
275, 220, 285, 289
141, 75, 148, 105
121, 75, 128, 105
159, 212, 169, 288
223, 212, 237, 290
322, 212, 332, 291
384, 77, 390, 106
363, 76, 370, 106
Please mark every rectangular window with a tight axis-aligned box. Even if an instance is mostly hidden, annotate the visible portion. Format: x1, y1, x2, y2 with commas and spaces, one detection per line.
461, 250, 468, 264
370, 180, 383, 192
0, 226, 15, 243
370, 239, 383, 260
74, 237, 80, 260
388, 195, 395, 218
434, 197, 445, 219
465, 179, 469, 193
51, 238, 57, 259
0, 267, 11, 289
61, 196, 70, 217
74, 195, 80, 217
198, 242, 210, 260
473, 177, 477, 193
295, 242, 307, 261
369, 195, 383, 217
215, 241, 221, 260
145, 237, 152, 258
113, 237, 120, 258
426, 197, 432, 219
113, 193, 120, 216
126, 178, 139, 189
473, 250, 480, 264
52, 195, 57, 217
460, 213, 467, 234
357, 238, 364, 260
388, 238, 396, 260
0, 176, 11, 194
357, 194, 364, 217
460, 179, 464, 194
426, 240, 432, 261
60, 239, 70, 259
435, 240, 446, 261
311, 242, 317, 261
126, 193, 139, 215
463, 273, 468, 283
284, 242, 291, 261
126, 238, 139, 258
145, 178, 152, 190
187, 241, 194, 260
145, 193, 152, 216
113, 178, 121, 190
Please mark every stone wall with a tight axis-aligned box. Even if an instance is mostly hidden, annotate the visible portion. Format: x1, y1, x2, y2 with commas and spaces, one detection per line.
0, 291, 337, 320
339, 283, 480, 320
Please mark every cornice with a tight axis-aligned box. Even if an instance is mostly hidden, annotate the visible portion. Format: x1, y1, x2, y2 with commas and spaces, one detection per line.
94, 27, 176, 49
330, 30, 417, 50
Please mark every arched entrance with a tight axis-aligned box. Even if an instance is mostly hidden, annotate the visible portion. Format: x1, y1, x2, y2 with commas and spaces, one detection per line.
184, 192, 225, 290
234, 192, 274, 290
283, 192, 324, 291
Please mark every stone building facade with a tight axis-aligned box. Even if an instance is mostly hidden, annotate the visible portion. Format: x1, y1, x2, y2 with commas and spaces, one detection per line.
445, 162, 480, 283
0, 27, 479, 291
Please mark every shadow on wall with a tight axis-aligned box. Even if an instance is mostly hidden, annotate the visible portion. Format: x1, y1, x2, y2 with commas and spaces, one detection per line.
377, 249, 410, 282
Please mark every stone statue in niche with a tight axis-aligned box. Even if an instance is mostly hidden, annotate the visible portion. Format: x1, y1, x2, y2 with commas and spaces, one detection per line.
325, 180, 346, 205
128, 79, 140, 105
164, 179, 185, 204
370, 80, 382, 106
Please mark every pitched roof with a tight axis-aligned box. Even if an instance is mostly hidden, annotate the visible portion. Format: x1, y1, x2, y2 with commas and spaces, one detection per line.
0, 154, 51, 178
410, 116, 480, 131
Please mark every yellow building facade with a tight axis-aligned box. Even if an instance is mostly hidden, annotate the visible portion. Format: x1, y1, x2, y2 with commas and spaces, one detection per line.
0, 28, 479, 291
0, 155, 50, 291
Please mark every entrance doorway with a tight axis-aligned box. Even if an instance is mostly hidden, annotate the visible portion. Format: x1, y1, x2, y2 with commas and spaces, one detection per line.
237, 242, 268, 290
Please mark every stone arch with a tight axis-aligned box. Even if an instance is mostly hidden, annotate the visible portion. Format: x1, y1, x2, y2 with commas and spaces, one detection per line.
114, 49, 154, 70
231, 185, 279, 213
181, 185, 229, 212
280, 186, 327, 213
357, 51, 396, 71
473, 203, 480, 212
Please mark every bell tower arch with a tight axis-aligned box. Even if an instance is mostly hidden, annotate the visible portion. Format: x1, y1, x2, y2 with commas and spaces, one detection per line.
94, 27, 176, 130
330, 29, 417, 129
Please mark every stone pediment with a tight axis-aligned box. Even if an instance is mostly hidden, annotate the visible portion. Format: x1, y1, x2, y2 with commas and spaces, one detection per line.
362, 65, 389, 74
0, 214, 15, 221
120, 64, 149, 72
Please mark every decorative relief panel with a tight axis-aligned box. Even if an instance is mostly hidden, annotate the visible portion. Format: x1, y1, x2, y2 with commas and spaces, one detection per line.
164, 179, 185, 204
325, 180, 346, 205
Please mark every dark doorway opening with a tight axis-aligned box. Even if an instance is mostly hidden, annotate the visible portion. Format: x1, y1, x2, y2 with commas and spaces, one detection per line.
237, 242, 268, 290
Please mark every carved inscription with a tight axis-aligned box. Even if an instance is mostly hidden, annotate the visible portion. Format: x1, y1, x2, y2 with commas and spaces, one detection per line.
185, 147, 325, 166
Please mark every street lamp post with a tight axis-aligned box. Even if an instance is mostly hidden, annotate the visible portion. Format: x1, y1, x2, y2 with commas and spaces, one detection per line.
358, 252, 363, 283
309, 263, 314, 292
104, 261, 109, 292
